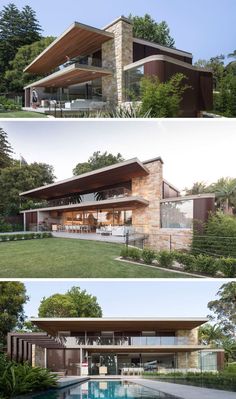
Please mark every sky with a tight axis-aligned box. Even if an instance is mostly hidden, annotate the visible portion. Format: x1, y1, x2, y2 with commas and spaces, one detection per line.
22, 280, 225, 320
1, 119, 236, 191
1, 0, 236, 62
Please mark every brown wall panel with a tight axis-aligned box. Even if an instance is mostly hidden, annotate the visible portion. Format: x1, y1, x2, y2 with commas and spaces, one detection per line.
47, 349, 65, 371
133, 42, 192, 64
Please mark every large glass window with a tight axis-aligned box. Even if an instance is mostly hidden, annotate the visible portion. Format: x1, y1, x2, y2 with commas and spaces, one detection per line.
199, 351, 217, 371
125, 65, 144, 100
161, 200, 193, 229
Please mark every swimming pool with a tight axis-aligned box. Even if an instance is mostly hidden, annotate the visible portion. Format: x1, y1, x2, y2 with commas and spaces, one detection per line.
30, 379, 181, 399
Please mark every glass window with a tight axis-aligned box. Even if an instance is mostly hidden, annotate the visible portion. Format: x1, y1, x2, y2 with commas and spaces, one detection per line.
199, 351, 217, 371
161, 200, 193, 229
125, 65, 144, 100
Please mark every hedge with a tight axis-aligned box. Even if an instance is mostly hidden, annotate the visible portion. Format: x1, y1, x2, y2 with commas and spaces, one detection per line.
0, 232, 52, 242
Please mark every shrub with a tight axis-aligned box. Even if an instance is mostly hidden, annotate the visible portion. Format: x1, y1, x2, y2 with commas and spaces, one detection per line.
0, 96, 21, 112
120, 246, 141, 261
217, 258, 236, 278
157, 250, 174, 268
140, 73, 190, 117
0, 354, 57, 398
173, 251, 196, 272
120, 246, 129, 258
193, 254, 218, 276
142, 248, 156, 264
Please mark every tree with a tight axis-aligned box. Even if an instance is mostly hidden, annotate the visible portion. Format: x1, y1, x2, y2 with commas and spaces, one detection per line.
140, 73, 189, 117
38, 286, 102, 317
199, 323, 224, 346
0, 127, 13, 168
208, 282, 236, 337
0, 3, 41, 89
0, 162, 55, 215
194, 55, 225, 90
129, 14, 175, 47
39, 294, 78, 317
4, 37, 55, 92
209, 177, 236, 214
73, 151, 124, 175
0, 282, 28, 347
184, 181, 208, 195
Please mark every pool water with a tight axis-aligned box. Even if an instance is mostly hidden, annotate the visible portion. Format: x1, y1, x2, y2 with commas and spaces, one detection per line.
29, 380, 181, 399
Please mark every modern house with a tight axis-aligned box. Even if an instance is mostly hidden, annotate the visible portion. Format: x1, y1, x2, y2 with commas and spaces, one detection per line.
24, 17, 213, 116
20, 157, 215, 251
7, 317, 224, 375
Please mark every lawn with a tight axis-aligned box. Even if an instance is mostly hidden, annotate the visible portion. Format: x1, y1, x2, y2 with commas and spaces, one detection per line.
0, 238, 191, 278
0, 111, 48, 118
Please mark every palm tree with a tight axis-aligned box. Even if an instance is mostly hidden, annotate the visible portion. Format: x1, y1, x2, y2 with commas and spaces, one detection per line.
199, 323, 224, 346
210, 177, 236, 214
184, 181, 208, 195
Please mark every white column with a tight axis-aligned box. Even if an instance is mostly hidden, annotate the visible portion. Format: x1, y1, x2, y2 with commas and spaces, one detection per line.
44, 348, 47, 368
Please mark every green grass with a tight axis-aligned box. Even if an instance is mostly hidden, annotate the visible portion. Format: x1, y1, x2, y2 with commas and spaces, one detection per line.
0, 238, 191, 278
0, 111, 48, 118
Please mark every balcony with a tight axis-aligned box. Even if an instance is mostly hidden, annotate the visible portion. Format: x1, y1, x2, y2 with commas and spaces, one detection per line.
58, 335, 191, 347
22, 187, 132, 211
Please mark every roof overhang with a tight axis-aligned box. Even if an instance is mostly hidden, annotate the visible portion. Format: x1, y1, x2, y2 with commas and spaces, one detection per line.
21, 197, 149, 213
24, 22, 114, 74
20, 158, 149, 200
31, 318, 208, 336
124, 55, 212, 73
160, 193, 215, 203
24, 63, 112, 89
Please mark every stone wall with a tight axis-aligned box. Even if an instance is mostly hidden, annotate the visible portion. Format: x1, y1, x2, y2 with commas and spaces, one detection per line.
34, 345, 45, 368
176, 328, 199, 369
150, 229, 192, 251
132, 159, 163, 236
102, 17, 133, 104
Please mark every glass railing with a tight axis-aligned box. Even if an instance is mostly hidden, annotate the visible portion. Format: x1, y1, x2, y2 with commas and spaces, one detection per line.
61, 56, 103, 69
60, 335, 191, 347
21, 187, 132, 210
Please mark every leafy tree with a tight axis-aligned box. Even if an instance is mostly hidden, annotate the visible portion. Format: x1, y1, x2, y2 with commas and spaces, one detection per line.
38, 286, 102, 317
73, 151, 124, 175
39, 294, 78, 317
0, 3, 41, 89
208, 282, 236, 337
129, 14, 175, 47
184, 181, 208, 195
4, 37, 55, 92
0, 282, 28, 347
140, 73, 189, 117
0, 127, 13, 168
209, 177, 236, 214
0, 162, 55, 215
228, 50, 236, 59
194, 55, 225, 90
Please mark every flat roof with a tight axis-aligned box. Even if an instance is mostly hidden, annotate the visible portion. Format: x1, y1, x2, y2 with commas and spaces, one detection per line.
20, 158, 149, 200
24, 63, 112, 89
21, 196, 149, 213
31, 318, 208, 335
24, 22, 113, 74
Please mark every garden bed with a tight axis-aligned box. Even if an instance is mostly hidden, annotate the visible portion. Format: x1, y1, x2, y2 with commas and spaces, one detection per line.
120, 247, 236, 278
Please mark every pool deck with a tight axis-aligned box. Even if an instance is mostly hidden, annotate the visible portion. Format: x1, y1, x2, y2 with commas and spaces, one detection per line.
58, 376, 89, 388
132, 378, 236, 399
